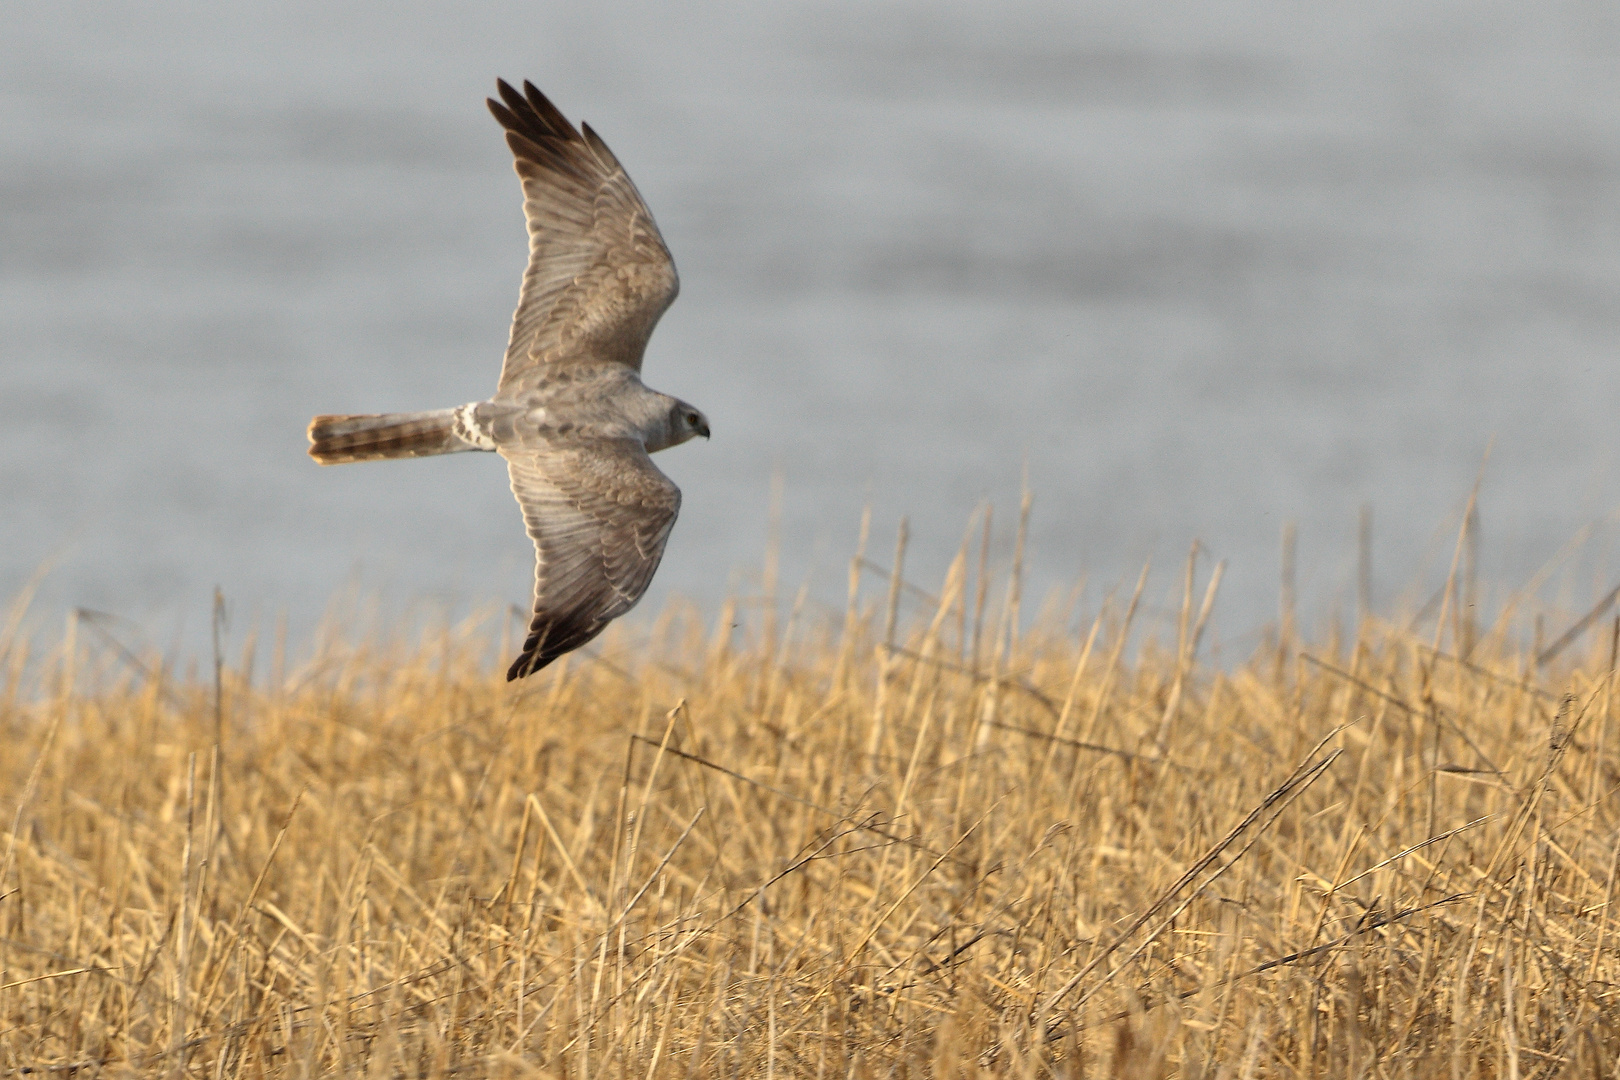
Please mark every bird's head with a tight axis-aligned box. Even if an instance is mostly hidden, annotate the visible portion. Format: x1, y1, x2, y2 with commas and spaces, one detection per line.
663, 399, 711, 448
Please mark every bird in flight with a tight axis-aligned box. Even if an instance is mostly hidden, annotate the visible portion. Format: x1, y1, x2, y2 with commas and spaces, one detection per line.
308, 79, 708, 680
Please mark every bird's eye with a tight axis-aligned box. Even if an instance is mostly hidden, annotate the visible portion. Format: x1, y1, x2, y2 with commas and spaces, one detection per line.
686, 413, 699, 426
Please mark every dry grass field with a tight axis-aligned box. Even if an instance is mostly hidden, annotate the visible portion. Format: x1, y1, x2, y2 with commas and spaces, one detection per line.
2, 517, 1618, 1076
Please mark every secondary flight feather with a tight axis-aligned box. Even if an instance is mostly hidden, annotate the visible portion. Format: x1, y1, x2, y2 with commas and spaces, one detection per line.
307, 79, 709, 680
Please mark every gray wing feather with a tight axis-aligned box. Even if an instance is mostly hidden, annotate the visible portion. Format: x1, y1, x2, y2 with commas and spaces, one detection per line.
502, 438, 681, 680
487, 80, 679, 395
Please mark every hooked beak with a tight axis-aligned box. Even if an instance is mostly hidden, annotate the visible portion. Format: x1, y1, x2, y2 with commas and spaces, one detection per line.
697, 420, 711, 440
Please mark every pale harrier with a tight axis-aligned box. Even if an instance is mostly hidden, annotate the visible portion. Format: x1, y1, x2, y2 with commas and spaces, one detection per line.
308, 79, 708, 680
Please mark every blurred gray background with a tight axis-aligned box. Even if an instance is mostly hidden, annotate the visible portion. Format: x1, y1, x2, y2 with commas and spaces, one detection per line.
4, 0, 1619, 660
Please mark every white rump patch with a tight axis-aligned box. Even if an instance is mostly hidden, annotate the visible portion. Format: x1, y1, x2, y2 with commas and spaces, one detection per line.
452, 403, 498, 451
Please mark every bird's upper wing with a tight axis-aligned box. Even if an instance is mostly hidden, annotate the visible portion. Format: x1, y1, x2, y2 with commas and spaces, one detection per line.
487, 79, 679, 396
501, 436, 681, 680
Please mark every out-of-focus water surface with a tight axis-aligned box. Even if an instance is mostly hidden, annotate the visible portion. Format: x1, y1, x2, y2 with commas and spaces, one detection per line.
4, 1, 1619, 660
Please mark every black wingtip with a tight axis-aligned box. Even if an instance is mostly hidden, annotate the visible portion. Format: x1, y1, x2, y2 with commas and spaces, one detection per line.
497, 77, 526, 113
506, 621, 555, 681
506, 653, 541, 681
487, 96, 517, 129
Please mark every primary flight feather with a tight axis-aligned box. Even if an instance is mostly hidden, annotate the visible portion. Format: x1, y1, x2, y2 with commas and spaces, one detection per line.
308, 79, 709, 680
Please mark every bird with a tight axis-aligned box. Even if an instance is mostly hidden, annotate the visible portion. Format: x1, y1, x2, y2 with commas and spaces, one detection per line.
307, 79, 709, 681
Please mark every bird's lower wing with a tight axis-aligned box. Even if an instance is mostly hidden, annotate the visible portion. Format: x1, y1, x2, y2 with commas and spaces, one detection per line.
502, 438, 681, 680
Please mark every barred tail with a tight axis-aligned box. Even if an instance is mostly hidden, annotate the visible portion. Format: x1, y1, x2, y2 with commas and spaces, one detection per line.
307, 409, 466, 465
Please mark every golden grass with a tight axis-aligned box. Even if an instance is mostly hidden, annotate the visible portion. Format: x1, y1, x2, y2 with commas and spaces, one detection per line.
2, 529, 1619, 1077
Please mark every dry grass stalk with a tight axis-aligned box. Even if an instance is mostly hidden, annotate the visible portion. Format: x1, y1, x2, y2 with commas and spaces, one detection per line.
1, 536, 1618, 1077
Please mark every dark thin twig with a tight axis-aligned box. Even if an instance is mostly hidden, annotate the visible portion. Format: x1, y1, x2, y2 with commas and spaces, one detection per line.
987, 721, 1190, 771
1413, 642, 1557, 701
858, 556, 939, 607
881, 643, 1060, 717
1051, 892, 1471, 1036
1302, 653, 1508, 778
71, 609, 187, 710
1036, 734, 1343, 1022
628, 735, 968, 866
1537, 582, 1620, 667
